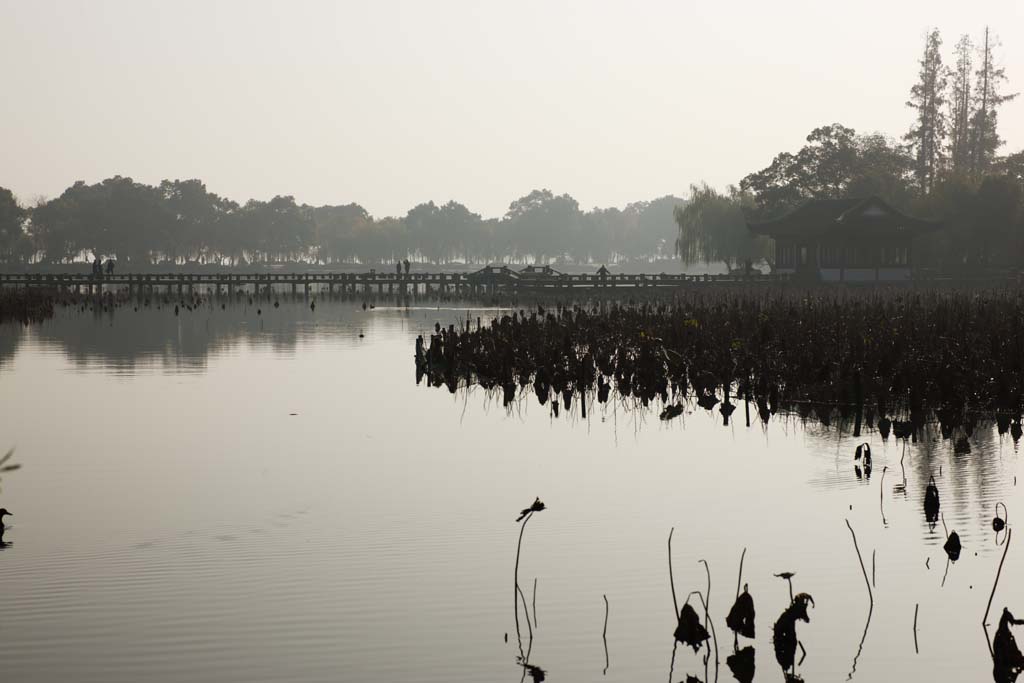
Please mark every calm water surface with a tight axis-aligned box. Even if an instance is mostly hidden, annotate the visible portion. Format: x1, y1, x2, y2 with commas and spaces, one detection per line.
0, 301, 1022, 682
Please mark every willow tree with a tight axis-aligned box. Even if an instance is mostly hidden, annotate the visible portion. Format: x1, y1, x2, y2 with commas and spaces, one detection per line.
674, 184, 767, 270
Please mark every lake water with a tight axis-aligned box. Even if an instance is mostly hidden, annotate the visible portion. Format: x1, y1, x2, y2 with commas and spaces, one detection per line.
0, 299, 1021, 682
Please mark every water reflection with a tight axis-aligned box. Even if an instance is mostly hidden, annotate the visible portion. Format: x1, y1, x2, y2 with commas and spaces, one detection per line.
0, 509, 12, 550
2, 301, 1023, 682
0, 299, 510, 374
726, 645, 755, 683
994, 608, 1024, 683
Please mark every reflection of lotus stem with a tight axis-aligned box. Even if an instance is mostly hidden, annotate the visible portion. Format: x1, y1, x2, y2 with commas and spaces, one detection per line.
514, 512, 532, 648
845, 519, 873, 609
516, 582, 533, 643
984, 527, 1013, 628
698, 559, 720, 678
602, 594, 610, 676
532, 578, 538, 629
879, 467, 887, 527
913, 603, 919, 654
847, 520, 873, 680
668, 527, 679, 618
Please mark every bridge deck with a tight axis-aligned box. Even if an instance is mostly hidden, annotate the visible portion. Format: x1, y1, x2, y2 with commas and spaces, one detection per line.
0, 270, 784, 294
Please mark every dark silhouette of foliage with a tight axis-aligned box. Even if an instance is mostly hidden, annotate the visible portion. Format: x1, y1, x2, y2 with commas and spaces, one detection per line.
726, 586, 755, 640
3, 179, 685, 267
674, 603, 710, 653
994, 608, 1024, 683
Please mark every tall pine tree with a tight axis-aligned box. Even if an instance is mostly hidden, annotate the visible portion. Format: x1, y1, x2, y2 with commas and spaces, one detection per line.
947, 34, 973, 175
905, 29, 948, 193
968, 27, 1018, 176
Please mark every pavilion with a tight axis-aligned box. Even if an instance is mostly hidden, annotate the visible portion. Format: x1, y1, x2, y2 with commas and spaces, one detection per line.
747, 196, 940, 282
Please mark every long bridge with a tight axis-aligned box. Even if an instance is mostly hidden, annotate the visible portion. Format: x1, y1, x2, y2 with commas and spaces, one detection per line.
0, 265, 786, 297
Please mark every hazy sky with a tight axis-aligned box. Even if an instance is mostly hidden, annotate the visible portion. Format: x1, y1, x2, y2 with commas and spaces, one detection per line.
2, 1, 1022, 218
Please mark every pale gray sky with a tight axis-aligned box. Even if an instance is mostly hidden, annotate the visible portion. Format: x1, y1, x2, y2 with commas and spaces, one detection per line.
2, 0, 1022, 218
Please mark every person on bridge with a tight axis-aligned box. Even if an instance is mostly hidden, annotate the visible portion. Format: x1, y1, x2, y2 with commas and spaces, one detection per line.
396, 261, 401, 276
403, 259, 410, 275
106, 259, 115, 275
93, 257, 102, 277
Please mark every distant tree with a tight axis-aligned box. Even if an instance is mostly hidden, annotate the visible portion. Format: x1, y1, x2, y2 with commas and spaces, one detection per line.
311, 203, 371, 263
578, 206, 622, 263
973, 174, 1023, 265
29, 177, 170, 265
947, 34, 974, 175
158, 179, 236, 263
968, 28, 1018, 176
999, 151, 1024, 186
439, 201, 484, 263
503, 189, 582, 263
626, 196, 686, 261
904, 29, 947, 193
239, 195, 313, 263
0, 188, 29, 262
740, 125, 913, 217
847, 133, 917, 207
918, 173, 1023, 268
405, 201, 477, 264
674, 184, 767, 269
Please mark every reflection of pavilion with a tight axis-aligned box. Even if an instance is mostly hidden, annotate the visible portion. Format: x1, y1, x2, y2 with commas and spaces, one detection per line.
748, 197, 940, 282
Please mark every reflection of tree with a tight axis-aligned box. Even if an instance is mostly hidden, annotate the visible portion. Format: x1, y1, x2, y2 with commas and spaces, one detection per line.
0, 324, 24, 368
20, 302, 376, 372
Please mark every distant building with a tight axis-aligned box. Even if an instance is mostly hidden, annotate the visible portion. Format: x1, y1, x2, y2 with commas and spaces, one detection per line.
516, 264, 565, 280
747, 196, 940, 282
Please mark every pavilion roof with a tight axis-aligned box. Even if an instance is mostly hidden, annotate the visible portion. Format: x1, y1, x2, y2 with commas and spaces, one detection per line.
747, 196, 941, 238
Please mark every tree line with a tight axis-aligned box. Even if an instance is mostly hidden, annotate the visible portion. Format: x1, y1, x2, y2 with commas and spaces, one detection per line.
0, 181, 683, 267
2, 27, 1020, 271
677, 26, 1023, 271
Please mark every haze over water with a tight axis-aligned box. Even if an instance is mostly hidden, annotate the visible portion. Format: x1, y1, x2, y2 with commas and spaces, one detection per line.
0, 301, 1021, 682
